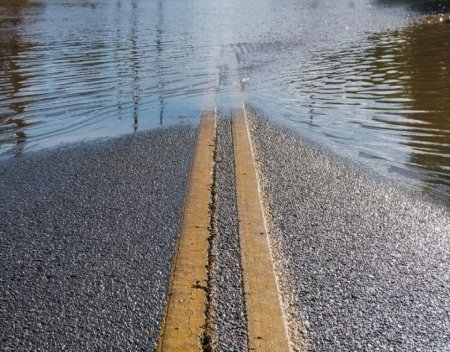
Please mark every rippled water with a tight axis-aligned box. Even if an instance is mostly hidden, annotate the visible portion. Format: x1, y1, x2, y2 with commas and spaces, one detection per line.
246, 15, 450, 196
1, 0, 449, 197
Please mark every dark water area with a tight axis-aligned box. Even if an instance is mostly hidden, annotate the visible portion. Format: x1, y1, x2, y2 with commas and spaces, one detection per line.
375, 0, 450, 14
246, 15, 450, 197
0, 0, 449, 199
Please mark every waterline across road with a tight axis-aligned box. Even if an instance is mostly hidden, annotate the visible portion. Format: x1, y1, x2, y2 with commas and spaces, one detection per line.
1, 102, 449, 350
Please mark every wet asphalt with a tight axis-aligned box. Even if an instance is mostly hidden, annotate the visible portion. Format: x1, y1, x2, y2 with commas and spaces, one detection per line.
2, 112, 450, 351
0, 126, 196, 351
248, 107, 450, 352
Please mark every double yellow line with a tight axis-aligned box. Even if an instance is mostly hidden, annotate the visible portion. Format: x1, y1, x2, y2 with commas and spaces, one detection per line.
157, 106, 290, 351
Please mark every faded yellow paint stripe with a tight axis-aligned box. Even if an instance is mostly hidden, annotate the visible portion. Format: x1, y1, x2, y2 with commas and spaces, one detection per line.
157, 110, 216, 352
232, 106, 291, 352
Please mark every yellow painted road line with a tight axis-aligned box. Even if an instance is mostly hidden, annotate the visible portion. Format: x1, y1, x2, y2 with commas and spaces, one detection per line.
232, 106, 291, 352
158, 110, 216, 352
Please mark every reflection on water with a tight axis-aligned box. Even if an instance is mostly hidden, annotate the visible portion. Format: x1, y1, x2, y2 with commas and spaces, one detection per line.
130, 0, 139, 131
248, 15, 450, 197
374, 0, 450, 15
0, 0, 450, 198
401, 17, 450, 192
0, 0, 34, 156
0, 0, 211, 156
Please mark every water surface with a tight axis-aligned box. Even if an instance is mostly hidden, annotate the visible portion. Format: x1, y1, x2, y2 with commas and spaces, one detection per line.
246, 15, 450, 196
0, 0, 449, 197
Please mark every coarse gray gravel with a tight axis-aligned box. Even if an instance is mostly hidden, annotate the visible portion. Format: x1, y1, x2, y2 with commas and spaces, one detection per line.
248, 107, 450, 352
0, 126, 196, 351
209, 117, 248, 351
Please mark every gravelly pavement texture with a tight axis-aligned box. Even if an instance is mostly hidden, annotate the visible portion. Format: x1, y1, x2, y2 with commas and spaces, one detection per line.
0, 126, 196, 351
248, 107, 450, 352
210, 118, 248, 351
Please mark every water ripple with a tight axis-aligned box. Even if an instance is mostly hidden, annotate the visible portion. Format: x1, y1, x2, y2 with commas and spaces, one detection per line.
1, 0, 449, 196
246, 15, 450, 195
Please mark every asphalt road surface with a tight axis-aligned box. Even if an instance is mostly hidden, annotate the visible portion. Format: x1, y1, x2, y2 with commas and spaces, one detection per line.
248, 107, 450, 352
0, 126, 196, 351
2, 114, 450, 351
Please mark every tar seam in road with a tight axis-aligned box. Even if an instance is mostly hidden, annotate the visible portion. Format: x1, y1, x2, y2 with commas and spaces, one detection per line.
201, 113, 219, 352
211, 117, 249, 351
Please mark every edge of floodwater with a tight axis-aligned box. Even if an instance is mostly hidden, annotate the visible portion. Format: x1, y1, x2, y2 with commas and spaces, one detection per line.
0, 123, 198, 166
245, 102, 450, 351
245, 103, 450, 211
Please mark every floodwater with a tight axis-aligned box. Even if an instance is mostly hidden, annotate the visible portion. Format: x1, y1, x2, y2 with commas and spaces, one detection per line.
0, 0, 449, 198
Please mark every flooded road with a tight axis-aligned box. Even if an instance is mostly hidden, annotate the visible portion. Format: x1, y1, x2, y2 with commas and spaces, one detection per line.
0, 0, 449, 197
247, 14, 450, 197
